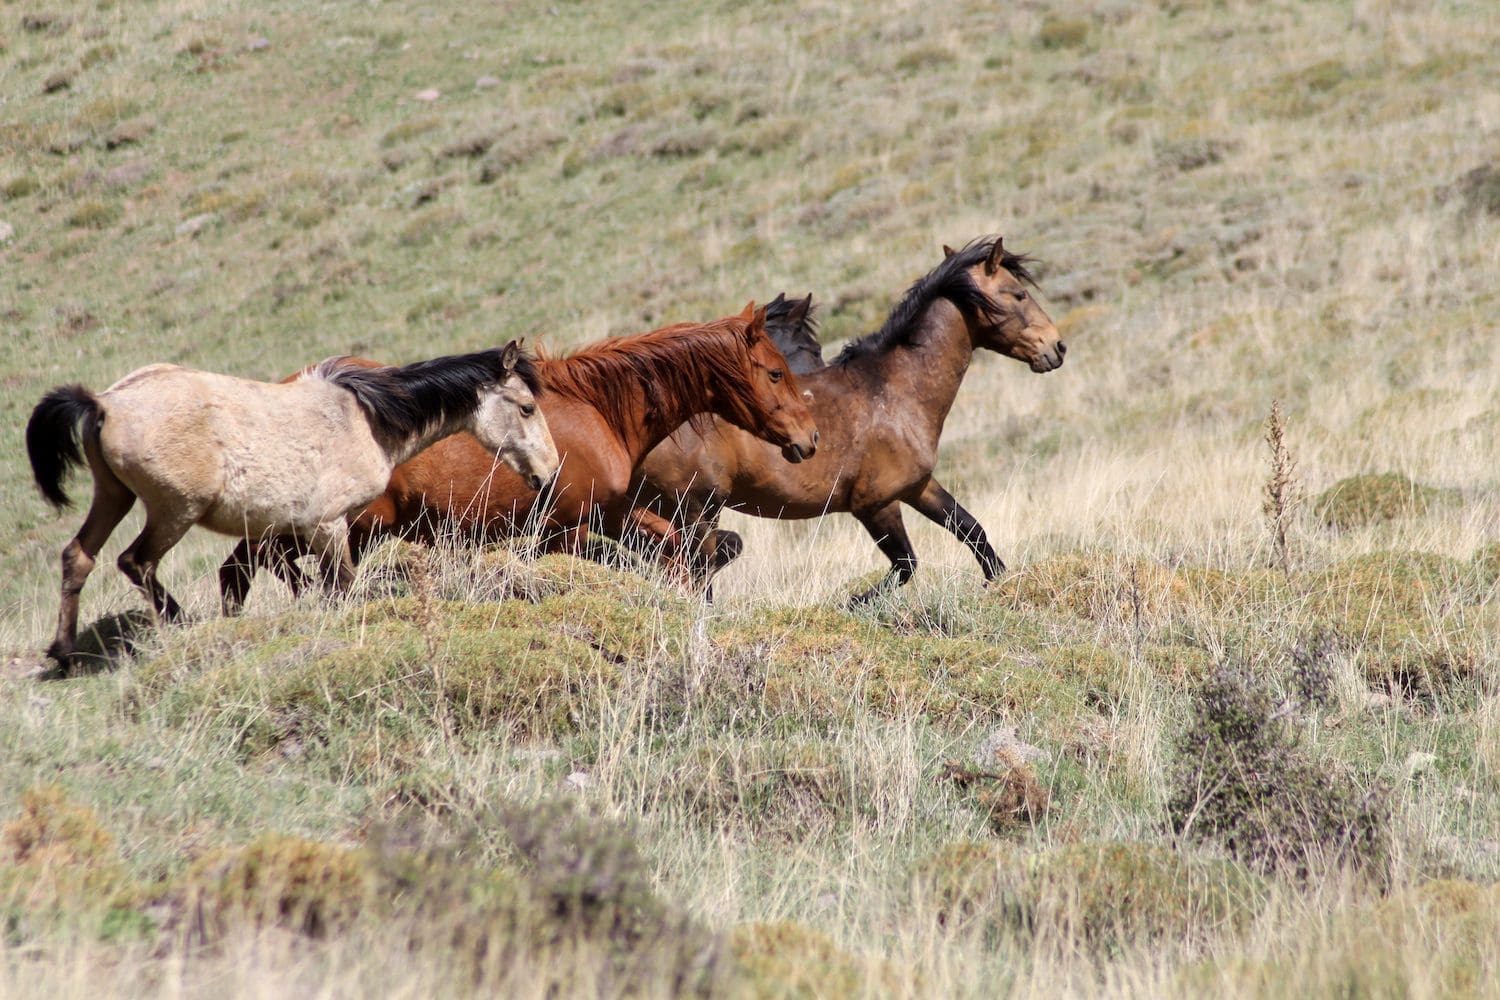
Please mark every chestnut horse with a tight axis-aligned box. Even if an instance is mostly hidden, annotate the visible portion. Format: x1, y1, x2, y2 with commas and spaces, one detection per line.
630, 237, 1065, 603
218, 304, 818, 607
27, 344, 557, 665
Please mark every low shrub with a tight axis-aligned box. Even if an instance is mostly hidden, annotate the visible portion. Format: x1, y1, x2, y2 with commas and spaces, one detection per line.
1167, 666, 1392, 880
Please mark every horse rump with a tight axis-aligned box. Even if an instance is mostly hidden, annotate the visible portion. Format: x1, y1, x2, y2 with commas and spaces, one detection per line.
26, 384, 101, 510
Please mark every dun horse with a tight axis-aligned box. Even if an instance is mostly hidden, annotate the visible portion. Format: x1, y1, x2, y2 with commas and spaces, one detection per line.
27, 344, 557, 665
630, 237, 1065, 602
218, 304, 818, 605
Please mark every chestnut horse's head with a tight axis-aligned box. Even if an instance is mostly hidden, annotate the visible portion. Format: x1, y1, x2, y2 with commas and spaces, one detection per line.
727, 302, 820, 463
945, 238, 1066, 373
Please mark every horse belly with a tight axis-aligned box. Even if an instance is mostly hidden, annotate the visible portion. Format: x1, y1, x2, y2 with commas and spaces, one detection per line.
204, 457, 388, 537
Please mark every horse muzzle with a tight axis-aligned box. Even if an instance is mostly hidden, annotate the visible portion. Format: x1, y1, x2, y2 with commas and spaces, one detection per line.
782, 430, 819, 463
1029, 341, 1066, 373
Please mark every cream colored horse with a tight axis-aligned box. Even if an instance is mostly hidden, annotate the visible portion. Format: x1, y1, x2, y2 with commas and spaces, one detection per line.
27, 342, 559, 666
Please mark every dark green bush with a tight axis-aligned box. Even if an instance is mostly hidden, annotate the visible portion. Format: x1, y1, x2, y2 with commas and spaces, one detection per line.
1167, 666, 1392, 880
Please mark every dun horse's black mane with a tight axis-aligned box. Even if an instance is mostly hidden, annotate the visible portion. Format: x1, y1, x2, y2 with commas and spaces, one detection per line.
319, 348, 539, 440
832, 237, 1038, 366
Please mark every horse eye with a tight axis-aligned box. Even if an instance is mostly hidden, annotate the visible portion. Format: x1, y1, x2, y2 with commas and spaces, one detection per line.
769, 369, 784, 383
1014, 290, 1028, 301
521, 403, 536, 417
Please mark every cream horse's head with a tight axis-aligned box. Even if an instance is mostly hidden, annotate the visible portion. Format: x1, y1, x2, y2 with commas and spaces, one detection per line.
472, 340, 560, 490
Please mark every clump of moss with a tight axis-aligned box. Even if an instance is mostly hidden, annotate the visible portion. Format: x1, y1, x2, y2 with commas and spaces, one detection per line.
730, 921, 900, 997
66, 198, 121, 228
381, 117, 442, 148
182, 185, 266, 223
1037, 17, 1089, 50
713, 606, 1090, 733
187, 834, 373, 938
3, 786, 115, 867
1314, 472, 1458, 530
0, 787, 140, 940
397, 205, 465, 246
916, 840, 1264, 948
2, 175, 42, 200
1307, 551, 1488, 695
988, 554, 1209, 628
1167, 666, 1392, 880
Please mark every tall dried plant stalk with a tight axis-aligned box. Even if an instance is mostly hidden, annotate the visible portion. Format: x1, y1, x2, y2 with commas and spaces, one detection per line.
1262, 399, 1304, 586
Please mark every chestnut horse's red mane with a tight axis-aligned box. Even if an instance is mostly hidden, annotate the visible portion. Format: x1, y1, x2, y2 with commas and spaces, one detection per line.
536, 313, 770, 436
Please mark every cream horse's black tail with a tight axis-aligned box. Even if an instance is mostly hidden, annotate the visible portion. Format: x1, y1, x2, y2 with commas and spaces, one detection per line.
27, 385, 102, 510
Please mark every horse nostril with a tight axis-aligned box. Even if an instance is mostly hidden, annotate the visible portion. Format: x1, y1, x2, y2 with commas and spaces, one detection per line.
1057, 341, 1067, 357
529, 474, 543, 491
811, 430, 820, 447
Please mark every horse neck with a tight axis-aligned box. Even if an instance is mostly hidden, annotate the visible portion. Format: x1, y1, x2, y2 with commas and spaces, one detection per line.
851, 299, 976, 432
382, 409, 480, 467
548, 342, 736, 463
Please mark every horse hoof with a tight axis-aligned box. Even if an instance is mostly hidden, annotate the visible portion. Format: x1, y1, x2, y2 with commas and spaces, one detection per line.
709, 530, 744, 569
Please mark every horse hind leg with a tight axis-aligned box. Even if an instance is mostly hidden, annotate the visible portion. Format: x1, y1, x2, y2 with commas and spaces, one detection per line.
850, 503, 918, 606
117, 508, 198, 624
47, 462, 136, 665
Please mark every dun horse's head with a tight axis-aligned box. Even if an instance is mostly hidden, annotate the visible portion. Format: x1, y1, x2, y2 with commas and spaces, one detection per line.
949, 238, 1066, 373
732, 303, 820, 463
473, 340, 561, 490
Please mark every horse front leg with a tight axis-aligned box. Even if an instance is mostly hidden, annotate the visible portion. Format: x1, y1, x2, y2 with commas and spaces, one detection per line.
850, 502, 918, 606
906, 477, 1005, 581
219, 535, 313, 616
308, 521, 355, 595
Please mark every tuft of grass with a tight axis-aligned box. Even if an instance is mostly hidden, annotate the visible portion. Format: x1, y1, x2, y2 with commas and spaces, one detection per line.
66, 199, 121, 229
1037, 17, 1090, 50
397, 205, 466, 246
916, 839, 1266, 948
2, 175, 41, 200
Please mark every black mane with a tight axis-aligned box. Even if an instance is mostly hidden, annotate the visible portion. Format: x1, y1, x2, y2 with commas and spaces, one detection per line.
832, 237, 1039, 366
320, 347, 539, 441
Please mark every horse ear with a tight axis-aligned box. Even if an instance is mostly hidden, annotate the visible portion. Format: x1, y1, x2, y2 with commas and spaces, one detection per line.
499, 340, 521, 372
788, 294, 811, 324
739, 300, 756, 321
769, 292, 786, 307
985, 237, 1006, 275
743, 304, 767, 344
943, 244, 956, 259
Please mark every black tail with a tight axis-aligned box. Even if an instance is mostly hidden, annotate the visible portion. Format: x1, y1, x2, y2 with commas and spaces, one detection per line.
27, 385, 101, 510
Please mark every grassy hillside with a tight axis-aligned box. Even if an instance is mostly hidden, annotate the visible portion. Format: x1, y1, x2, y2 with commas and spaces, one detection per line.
2, 0, 1498, 995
